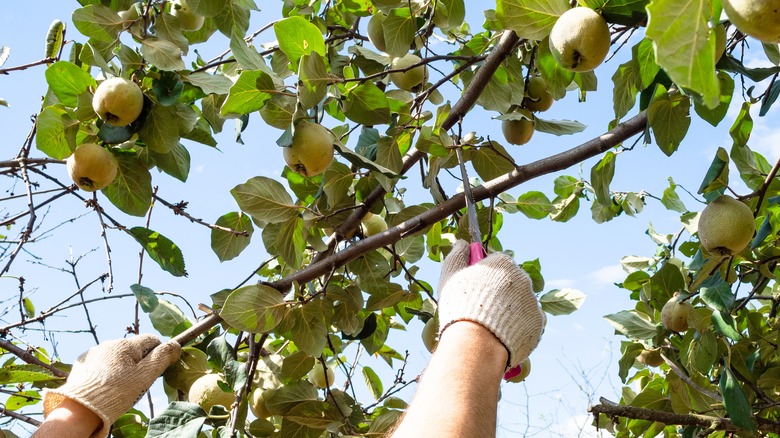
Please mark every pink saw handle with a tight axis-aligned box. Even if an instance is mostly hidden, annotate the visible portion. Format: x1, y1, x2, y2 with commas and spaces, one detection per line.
468, 241, 486, 266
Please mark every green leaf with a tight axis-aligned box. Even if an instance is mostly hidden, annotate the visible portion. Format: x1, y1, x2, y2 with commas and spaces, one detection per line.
214, 1, 250, 38
72, 5, 123, 43
138, 104, 182, 154
434, 0, 466, 31
534, 117, 587, 135
188, 0, 226, 17
712, 311, 741, 341
44, 61, 95, 107
343, 81, 391, 125
591, 152, 616, 206
475, 66, 512, 113
276, 216, 305, 268
515, 191, 554, 219
211, 212, 254, 262
646, 0, 719, 108
273, 17, 325, 65
612, 58, 640, 120
102, 154, 153, 217
288, 300, 328, 357
298, 54, 329, 109
495, 0, 569, 41
537, 38, 575, 100
719, 368, 756, 431
285, 400, 342, 429
129, 227, 187, 277
334, 143, 401, 178
729, 102, 753, 148
150, 142, 191, 182
132, 284, 158, 313
604, 310, 658, 340
265, 380, 319, 415
146, 402, 207, 438
0, 365, 60, 384
539, 288, 586, 315
184, 72, 233, 95
362, 366, 383, 400
472, 143, 515, 181
149, 299, 191, 336
382, 8, 416, 58
647, 84, 691, 156
700, 279, 735, 313
694, 71, 734, 126
220, 70, 276, 117
661, 178, 687, 213
360, 313, 389, 355
231, 176, 299, 224
281, 352, 315, 383
697, 146, 729, 195
36, 105, 78, 159
222, 284, 286, 333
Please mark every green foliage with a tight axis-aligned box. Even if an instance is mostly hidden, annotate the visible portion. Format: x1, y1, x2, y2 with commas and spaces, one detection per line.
4, 0, 780, 435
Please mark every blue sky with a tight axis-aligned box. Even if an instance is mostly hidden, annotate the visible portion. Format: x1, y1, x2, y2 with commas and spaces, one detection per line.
1, 3, 779, 437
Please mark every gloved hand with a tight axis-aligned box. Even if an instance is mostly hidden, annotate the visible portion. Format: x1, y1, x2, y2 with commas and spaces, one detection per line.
437, 240, 545, 369
43, 334, 181, 438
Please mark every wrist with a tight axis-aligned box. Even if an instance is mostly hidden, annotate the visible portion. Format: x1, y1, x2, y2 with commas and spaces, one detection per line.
34, 398, 102, 438
438, 320, 508, 373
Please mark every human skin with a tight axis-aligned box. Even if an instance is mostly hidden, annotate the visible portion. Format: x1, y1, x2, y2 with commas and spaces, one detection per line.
32, 398, 102, 438
390, 320, 508, 438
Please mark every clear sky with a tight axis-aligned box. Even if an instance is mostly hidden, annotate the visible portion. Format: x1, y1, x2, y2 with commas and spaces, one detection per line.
1, 2, 779, 437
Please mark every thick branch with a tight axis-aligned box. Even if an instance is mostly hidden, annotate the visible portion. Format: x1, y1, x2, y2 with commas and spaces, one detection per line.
589, 397, 780, 434
317, 30, 521, 260
174, 109, 648, 345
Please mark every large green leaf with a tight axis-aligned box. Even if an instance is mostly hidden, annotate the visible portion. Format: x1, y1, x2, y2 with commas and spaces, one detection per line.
604, 310, 658, 340
273, 16, 325, 65
36, 105, 78, 159
382, 8, 416, 58
647, 84, 691, 156
211, 211, 254, 262
287, 300, 328, 357
221, 284, 286, 333
719, 368, 756, 431
591, 152, 616, 206
298, 54, 330, 109
220, 70, 277, 117
72, 4, 123, 43
495, 0, 569, 41
102, 154, 153, 217
646, 0, 719, 108
129, 227, 187, 277
45, 61, 96, 108
231, 176, 299, 224
146, 402, 207, 438
343, 81, 391, 125
539, 288, 586, 315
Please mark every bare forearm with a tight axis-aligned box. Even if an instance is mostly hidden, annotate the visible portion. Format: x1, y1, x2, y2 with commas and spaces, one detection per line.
391, 321, 508, 438
33, 398, 102, 438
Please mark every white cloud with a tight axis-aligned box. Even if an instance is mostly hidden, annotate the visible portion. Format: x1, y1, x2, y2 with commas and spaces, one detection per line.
547, 278, 577, 289
586, 264, 625, 286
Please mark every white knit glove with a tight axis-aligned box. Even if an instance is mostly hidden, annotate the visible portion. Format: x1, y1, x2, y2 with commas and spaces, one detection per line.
43, 334, 181, 438
437, 240, 545, 369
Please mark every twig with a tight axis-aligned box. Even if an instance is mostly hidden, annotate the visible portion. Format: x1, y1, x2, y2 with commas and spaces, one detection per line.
0, 57, 55, 75
152, 194, 249, 236
0, 403, 42, 427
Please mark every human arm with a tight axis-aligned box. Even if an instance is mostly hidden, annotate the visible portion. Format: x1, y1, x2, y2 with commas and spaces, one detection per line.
33, 335, 181, 438
390, 240, 545, 438
32, 398, 103, 438
390, 321, 507, 437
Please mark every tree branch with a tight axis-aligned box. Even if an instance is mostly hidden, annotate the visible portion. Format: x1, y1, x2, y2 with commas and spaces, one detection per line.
589, 397, 780, 434
172, 109, 648, 345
